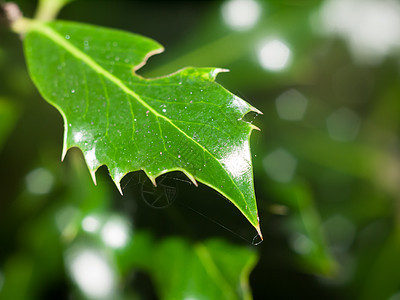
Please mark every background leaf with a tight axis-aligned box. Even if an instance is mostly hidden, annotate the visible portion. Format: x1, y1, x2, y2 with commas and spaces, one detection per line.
119, 235, 257, 300
0, 98, 19, 151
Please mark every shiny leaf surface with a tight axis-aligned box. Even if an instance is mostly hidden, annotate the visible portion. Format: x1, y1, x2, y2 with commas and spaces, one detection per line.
23, 20, 261, 233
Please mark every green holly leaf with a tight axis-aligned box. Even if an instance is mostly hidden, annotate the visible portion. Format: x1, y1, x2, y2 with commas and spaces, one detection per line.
23, 20, 262, 236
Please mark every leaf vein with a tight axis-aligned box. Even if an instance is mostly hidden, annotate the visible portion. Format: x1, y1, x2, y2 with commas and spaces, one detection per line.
32, 23, 246, 203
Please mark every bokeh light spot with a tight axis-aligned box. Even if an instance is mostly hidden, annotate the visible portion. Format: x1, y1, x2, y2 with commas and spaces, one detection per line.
221, 0, 261, 31
263, 148, 297, 183
290, 233, 315, 255
25, 167, 54, 195
82, 215, 101, 233
101, 216, 130, 248
257, 39, 291, 71
318, 0, 400, 64
55, 206, 79, 234
323, 215, 356, 250
326, 107, 360, 142
67, 249, 115, 299
275, 89, 308, 121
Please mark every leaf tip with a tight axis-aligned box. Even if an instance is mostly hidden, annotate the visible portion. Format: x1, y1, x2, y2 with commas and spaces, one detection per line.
252, 223, 263, 245
256, 225, 263, 241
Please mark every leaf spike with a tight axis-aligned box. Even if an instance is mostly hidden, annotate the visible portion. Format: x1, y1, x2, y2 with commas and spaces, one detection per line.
251, 106, 263, 115
90, 170, 97, 185
61, 146, 67, 162
116, 182, 123, 196
212, 67, 229, 76
61, 151, 66, 162
250, 124, 261, 131
184, 171, 198, 187
149, 175, 157, 187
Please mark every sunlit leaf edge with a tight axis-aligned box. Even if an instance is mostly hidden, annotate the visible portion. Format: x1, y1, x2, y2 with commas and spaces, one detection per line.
22, 19, 263, 237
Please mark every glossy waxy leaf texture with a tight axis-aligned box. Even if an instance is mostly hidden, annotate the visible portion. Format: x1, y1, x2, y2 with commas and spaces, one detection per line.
23, 20, 261, 233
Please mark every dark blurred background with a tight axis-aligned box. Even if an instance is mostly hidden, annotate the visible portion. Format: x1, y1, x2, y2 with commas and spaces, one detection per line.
1, 0, 400, 299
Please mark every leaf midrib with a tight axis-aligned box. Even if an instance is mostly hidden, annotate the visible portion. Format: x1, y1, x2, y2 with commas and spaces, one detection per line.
30, 22, 248, 214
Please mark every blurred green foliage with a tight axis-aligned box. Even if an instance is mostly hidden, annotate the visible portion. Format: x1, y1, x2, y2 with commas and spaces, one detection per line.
0, 98, 18, 151
1, 0, 400, 299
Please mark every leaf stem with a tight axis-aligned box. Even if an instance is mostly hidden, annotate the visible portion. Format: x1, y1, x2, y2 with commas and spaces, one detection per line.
3, 0, 73, 35
0, 2, 33, 36
34, 0, 73, 22
0, 2, 22, 28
